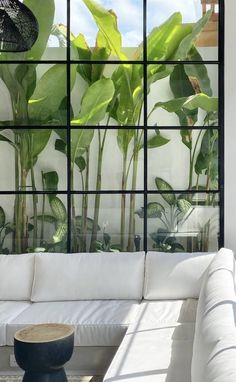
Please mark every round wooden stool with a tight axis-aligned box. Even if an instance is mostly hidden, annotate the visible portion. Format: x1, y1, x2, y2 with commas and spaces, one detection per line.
14, 323, 74, 382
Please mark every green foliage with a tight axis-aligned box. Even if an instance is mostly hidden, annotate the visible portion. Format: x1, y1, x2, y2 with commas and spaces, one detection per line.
71, 79, 115, 125
147, 130, 170, 149
42, 171, 59, 192
150, 94, 218, 120
28, 65, 67, 123
195, 130, 218, 189
0, 207, 6, 228
155, 178, 176, 206
50, 197, 67, 222
137, 177, 193, 252
174, 10, 212, 60
82, 0, 126, 60
136, 202, 165, 219
24, 0, 55, 60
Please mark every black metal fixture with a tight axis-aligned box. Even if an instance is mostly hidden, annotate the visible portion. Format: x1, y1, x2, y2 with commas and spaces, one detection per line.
0, 0, 38, 52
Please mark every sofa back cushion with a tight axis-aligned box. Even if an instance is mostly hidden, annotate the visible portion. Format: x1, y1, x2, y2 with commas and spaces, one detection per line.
144, 251, 215, 300
0, 254, 35, 300
191, 248, 236, 382
31, 252, 145, 302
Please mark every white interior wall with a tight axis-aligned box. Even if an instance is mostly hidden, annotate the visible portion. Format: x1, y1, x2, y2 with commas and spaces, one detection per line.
225, 0, 236, 252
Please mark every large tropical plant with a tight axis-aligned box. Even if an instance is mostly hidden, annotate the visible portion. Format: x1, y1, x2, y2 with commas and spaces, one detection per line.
0, 0, 74, 253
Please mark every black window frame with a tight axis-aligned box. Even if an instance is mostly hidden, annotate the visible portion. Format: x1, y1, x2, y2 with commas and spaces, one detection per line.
0, 0, 224, 253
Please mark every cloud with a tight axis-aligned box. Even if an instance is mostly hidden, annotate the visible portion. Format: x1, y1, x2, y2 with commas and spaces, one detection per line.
55, 0, 203, 48
70, 0, 143, 47
148, 0, 202, 31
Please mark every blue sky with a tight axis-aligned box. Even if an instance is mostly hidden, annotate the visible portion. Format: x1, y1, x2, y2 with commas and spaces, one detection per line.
52, 0, 203, 47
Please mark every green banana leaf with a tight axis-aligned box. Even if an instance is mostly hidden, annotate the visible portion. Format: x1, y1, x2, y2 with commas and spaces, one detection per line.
150, 94, 218, 119
148, 13, 192, 61
71, 78, 115, 125
28, 65, 67, 123
24, 0, 55, 60
174, 10, 212, 60
71, 129, 94, 165
82, 0, 126, 60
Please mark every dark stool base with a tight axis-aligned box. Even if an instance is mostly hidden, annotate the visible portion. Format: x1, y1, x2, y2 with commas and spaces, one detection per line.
22, 368, 68, 382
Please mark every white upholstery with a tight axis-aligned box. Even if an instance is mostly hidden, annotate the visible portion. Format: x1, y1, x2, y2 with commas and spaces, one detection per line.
144, 251, 215, 300
191, 248, 236, 382
104, 300, 197, 382
6, 300, 140, 346
0, 302, 31, 345
31, 252, 145, 302
206, 334, 236, 382
0, 254, 35, 300
0, 248, 235, 380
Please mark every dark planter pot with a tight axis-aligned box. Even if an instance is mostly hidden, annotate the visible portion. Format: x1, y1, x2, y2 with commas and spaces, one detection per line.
14, 330, 74, 382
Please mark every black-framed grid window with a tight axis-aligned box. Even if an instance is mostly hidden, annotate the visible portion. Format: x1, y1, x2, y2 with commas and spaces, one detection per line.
0, 0, 224, 254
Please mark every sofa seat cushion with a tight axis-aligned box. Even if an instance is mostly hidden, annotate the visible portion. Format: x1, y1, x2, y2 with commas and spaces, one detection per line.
138, 299, 198, 324
6, 300, 140, 346
0, 301, 31, 346
104, 300, 196, 382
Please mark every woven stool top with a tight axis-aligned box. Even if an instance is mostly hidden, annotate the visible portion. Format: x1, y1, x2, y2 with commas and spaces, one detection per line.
14, 323, 74, 343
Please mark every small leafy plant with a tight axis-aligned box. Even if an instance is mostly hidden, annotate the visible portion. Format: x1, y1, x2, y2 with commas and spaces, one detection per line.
136, 178, 193, 252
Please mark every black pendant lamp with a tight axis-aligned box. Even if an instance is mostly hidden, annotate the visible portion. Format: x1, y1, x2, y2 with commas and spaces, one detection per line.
0, 0, 39, 52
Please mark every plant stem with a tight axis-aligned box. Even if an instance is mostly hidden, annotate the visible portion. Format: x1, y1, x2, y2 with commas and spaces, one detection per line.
188, 130, 203, 189
71, 165, 78, 252
120, 152, 128, 251
20, 167, 28, 252
29, 134, 38, 249
40, 172, 46, 245
80, 148, 90, 252
90, 130, 106, 251
127, 130, 139, 251
13, 133, 20, 253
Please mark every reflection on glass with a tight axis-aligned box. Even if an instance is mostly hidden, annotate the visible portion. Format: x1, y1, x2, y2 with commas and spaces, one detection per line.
71, 129, 144, 191
0, 64, 67, 126
71, 0, 143, 60
147, 64, 218, 126
139, 192, 219, 252
0, 0, 67, 61
71, 194, 143, 253
0, 130, 67, 191
0, 194, 67, 254
148, 129, 219, 191
71, 64, 144, 126
147, 0, 218, 61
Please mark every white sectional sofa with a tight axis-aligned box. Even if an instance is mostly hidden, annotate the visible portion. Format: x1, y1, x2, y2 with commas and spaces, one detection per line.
0, 249, 235, 382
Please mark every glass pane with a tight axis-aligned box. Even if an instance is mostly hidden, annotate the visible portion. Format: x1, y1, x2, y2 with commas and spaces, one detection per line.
71, 193, 144, 252
0, 194, 67, 254
71, 129, 144, 191
0, 129, 67, 191
71, 0, 143, 60
148, 129, 219, 191
71, 64, 144, 126
143, 192, 219, 252
147, 64, 218, 126
147, 0, 219, 61
0, 64, 67, 126
0, 0, 67, 61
